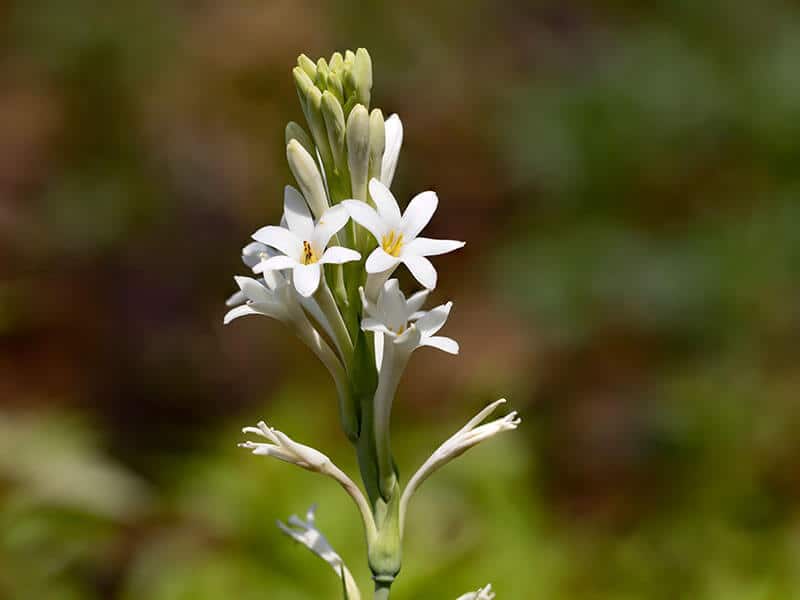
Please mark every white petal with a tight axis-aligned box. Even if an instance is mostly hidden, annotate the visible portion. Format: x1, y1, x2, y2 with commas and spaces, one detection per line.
381, 114, 403, 187
283, 186, 314, 239
223, 304, 258, 324
377, 279, 408, 331
259, 255, 298, 271
225, 289, 246, 307
293, 263, 321, 297
402, 254, 437, 289
365, 247, 401, 274
403, 237, 465, 257
234, 275, 272, 304
369, 179, 402, 227
242, 241, 270, 269
420, 335, 459, 354
400, 191, 437, 240
405, 289, 429, 315
312, 205, 350, 251
252, 225, 303, 259
343, 200, 386, 242
361, 318, 393, 337
319, 246, 361, 264
415, 301, 453, 336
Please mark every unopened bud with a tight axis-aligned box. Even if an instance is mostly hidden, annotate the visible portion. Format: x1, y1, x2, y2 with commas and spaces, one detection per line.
287, 139, 328, 219
321, 91, 347, 172
293, 67, 333, 169
346, 104, 370, 202
285, 121, 314, 157
352, 48, 373, 108
297, 54, 317, 80
368, 108, 385, 186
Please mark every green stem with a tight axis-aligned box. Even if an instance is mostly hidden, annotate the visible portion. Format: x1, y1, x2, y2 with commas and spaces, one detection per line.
373, 582, 391, 600
314, 279, 353, 364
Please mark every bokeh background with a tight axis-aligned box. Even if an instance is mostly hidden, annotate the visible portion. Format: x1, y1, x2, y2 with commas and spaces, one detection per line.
2, 1, 799, 598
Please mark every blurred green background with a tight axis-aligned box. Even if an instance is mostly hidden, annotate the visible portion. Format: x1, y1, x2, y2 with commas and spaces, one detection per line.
1, 1, 799, 598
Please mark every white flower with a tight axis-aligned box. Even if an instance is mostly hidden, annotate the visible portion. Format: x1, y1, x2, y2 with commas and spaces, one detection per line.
456, 584, 496, 600
400, 399, 520, 531
362, 279, 459, 359
381, 113, 403, 188
239, 421, 377, 542
252, 186, 360, 297
343, 179, 464, 290
278, 505, 362, 600
362, 279, 459, 499
224, 241, 274, 308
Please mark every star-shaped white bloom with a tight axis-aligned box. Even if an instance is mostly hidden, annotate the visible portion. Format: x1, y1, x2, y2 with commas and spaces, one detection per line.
252, 186, 360, 297
456, 584, 496, 600
343, 179, 464, 290
400, 399, 520, 531
278, 505, 362, 600
361, 279, 459, 359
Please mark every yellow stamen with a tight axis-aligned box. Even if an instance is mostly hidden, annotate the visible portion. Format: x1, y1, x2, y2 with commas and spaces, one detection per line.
302, 240, 318, 265
381, 230, 404, 257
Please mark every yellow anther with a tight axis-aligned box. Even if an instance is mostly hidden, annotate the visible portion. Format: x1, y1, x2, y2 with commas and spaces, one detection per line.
381, 230, 404, 257
302, 240, 318, 265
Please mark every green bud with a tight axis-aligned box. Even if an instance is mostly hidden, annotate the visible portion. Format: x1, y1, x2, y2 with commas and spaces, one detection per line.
327, 72, 345, 106
321, 91, 347, 172
297, 54, 317, 80
285, 121, 314, 157
329, 51, 344, 73
352, 48, 373, 108
286, 139, 328, 219
368, 108, 385, 186
315, 58, 329, 90
346, 104, 370, 202
293, 67, 334, 170
344, 49, 356, 65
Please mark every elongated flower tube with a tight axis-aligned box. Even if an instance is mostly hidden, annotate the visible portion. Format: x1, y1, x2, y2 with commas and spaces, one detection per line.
253, 186, 360, 298
278, 505, 362, 600
362, 279, 459, 499
456, 584, 496, 600
240, 421, 376, 543
399, 399, 521, 532
224, 271, 357, 439
343, 179, 464, 293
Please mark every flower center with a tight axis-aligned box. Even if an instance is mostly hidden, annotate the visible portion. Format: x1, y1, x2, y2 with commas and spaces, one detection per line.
302, 241, 318, 265
381, 230, 404, 257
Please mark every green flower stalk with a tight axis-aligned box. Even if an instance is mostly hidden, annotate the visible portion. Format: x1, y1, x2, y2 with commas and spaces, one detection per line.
225, 48, 520, 599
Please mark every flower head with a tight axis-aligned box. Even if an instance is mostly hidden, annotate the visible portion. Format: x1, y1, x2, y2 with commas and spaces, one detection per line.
344, 179, 464, 289
252, 186, 360, 297
278, 505, 362, 600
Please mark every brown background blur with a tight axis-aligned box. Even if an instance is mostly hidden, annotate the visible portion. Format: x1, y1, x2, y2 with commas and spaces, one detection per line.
1, 1, 799, 599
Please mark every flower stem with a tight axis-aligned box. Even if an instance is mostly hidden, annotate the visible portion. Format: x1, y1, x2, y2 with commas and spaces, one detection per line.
314, 279, 353, 364
373, 583, 391, 600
